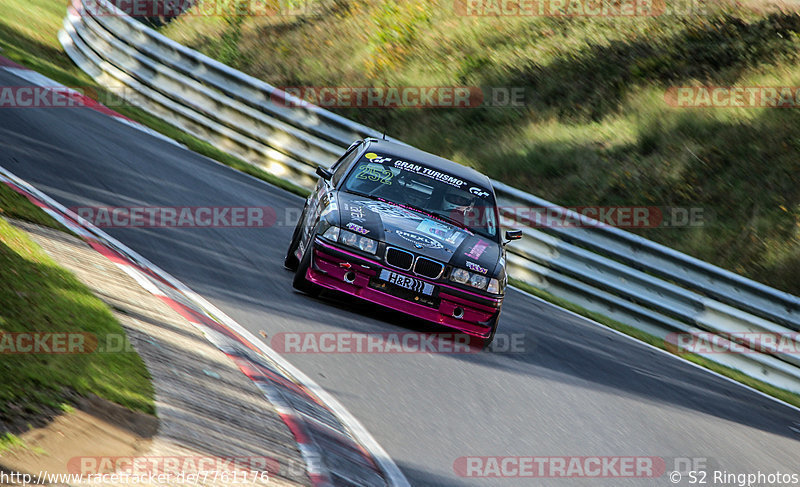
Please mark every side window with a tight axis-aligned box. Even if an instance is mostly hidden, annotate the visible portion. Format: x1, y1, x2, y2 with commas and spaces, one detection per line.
331, 148, 360, 187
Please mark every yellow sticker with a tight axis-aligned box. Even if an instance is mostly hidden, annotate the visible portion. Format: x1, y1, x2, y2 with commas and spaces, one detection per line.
364, 152, 378, 160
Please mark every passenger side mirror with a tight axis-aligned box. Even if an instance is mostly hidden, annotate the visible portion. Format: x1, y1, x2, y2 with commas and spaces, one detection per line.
316, 166, 333, 180
505, 229, 523, 242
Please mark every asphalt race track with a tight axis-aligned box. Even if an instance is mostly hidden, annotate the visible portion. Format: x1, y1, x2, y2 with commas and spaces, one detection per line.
2, 68, 799, 486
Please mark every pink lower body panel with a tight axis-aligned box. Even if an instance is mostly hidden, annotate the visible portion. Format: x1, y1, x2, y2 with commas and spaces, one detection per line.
305, 239, 501, 338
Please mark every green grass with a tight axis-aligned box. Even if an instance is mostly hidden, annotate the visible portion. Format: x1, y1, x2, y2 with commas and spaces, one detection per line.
0, 433, 25, 454
0, 216, 155, 427
510, 278, 800, 408
161, 0, 800, 295
58, 402, 75, 414
0, 432, 47, 455
0, 431, 48, 455
0, 184, 63, 231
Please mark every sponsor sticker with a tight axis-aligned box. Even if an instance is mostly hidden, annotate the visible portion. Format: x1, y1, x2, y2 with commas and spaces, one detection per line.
364, 153, 394, 164
380, 269, 436, 295
395, 230, 444, 249
355, 164, 394, 185
465, 240, 490, 259
349, 204, 366, 222
416, 219, 452, 239
469, 186, 490, 198
346, 222, 369, 235
393, 160, 467, 189
466, 261, 488, 274
359, 200, 419, 220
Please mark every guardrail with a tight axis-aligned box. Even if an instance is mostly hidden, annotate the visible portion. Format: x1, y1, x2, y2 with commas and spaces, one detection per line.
60, 0, 800, 396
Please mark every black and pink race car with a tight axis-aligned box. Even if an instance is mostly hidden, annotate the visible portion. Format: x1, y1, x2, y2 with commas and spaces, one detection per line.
284, 138, 521, 345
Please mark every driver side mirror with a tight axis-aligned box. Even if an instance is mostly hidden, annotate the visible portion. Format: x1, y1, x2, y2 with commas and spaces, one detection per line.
316, 166, 333, 181
505, 229, 523, 243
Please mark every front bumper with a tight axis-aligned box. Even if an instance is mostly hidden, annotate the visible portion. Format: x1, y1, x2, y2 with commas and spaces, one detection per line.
304, 238, 502, 338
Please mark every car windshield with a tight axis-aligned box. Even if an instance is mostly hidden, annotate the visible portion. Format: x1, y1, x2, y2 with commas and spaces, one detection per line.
342, 152, 498, 239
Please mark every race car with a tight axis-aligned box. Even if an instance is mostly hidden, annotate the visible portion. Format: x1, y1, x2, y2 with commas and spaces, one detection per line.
284, 138, 522, 345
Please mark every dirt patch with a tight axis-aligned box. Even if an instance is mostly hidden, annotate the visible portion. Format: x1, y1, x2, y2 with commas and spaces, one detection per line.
0, 395, 157, 485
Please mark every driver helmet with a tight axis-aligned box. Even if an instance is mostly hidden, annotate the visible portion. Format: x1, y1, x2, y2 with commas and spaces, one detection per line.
442, 188, 476, 213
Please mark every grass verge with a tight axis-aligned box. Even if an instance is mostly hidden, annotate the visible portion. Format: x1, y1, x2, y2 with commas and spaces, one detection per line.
0, 184, 62, 231
0, 211, 155, 430
510, 278, 800, 408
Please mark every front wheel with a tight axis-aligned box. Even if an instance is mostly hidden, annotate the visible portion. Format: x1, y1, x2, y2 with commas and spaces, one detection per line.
284, 238, 300, 271
283, 220, 305, 271
284, 207, 308, 271
292, 243, 320, 297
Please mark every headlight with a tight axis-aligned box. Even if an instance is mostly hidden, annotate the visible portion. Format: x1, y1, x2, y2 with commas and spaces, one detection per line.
449, 267, 489, 290
470, 274, 488, 289
335, 228, 377, 255
358, 236, 377, 253
341, 229, 358, 247
450, 268, 470, 284
322, 225, 340, 241
487, 278, 502, 294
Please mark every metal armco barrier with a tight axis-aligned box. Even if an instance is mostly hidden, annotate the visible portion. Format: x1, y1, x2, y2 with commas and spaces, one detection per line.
60, 0, 800, 395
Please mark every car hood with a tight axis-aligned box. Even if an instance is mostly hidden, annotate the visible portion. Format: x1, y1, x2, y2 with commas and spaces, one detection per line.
337, 192, 501, 276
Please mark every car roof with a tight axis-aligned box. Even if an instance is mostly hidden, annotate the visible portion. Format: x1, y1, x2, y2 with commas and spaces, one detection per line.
363, 139, 493, 190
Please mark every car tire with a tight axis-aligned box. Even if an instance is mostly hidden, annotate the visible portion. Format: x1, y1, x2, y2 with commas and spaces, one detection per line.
284, 237, 300, 271
284, 209, 306, 271
292, 243, 321, 297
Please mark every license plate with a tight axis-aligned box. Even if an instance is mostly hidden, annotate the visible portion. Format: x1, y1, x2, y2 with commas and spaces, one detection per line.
379, 269, 435, 296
